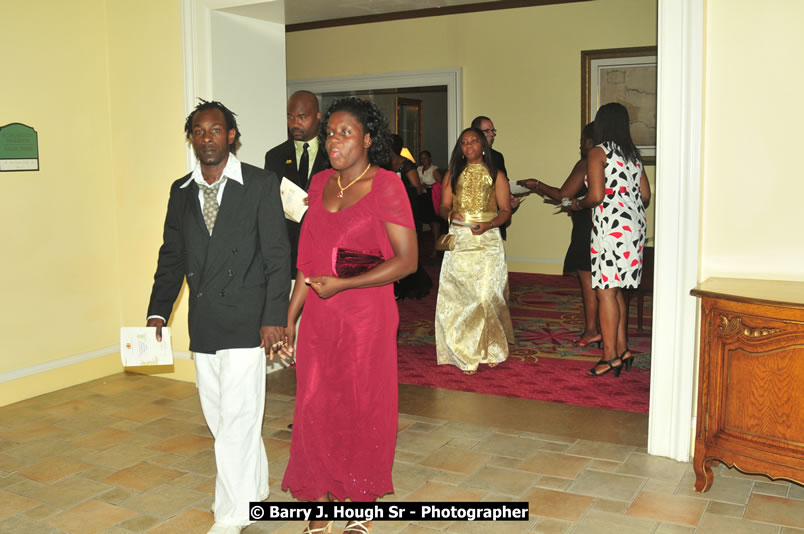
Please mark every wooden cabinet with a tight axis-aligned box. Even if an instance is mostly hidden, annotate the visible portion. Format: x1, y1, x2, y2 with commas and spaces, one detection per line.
691, 278, 804, 492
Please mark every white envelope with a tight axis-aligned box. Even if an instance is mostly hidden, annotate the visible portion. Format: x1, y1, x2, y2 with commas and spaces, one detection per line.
120, 327, 174, 367
509, 181, 532, 195
279, 177, 309, 223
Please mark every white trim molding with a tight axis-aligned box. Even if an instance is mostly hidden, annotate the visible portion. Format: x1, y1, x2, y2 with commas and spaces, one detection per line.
287, 69, 463, 153
649, 0, 704, 462
0, 346, 117, 384
181, 0, 214, 172
0, 347, 195, 384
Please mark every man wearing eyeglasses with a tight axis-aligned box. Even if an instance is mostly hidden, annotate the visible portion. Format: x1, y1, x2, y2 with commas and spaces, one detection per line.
471, 115, 519, 238
471, 115, 506, 176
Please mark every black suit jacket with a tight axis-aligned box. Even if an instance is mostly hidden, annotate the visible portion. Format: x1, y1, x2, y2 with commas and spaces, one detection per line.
148, 162, 290, 354
490, 148, 510, 240
264, 139, 329, 275
491, 148, 507, 177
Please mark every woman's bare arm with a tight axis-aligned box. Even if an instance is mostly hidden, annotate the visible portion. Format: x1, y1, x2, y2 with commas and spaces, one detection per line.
473, 170, 512, 235
639, 170, 651, 206
439, 171, 457, 221
574, 147, 605, 210
406, 168, 424, 195
526, 158, 588, 202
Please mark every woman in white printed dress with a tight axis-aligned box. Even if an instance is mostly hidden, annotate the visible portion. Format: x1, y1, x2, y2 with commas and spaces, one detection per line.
570, 103, 651, 377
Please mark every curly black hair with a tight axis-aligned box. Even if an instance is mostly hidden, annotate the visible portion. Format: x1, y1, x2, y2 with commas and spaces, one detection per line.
448, 127, 498, 191
184, 99, 241, 154
320, 97, 392, 166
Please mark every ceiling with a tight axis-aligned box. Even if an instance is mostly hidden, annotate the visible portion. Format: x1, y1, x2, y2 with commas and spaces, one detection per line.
220, 0, 585, 30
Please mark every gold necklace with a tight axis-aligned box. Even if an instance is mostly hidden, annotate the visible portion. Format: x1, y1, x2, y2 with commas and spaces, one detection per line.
336, 163, 372, 198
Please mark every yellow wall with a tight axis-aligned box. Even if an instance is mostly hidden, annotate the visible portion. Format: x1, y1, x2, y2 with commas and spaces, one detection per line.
701, 0, 804, 281
286, 0, 657, 273
0, 0, 120, 374
105, 0, 189, 344
106, 0, 195, 385
0, 0, 191, 406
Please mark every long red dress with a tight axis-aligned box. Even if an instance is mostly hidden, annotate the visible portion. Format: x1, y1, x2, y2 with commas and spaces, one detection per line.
281, 168, 413, 502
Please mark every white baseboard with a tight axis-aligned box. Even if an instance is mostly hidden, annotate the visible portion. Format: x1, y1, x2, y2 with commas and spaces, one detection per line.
0, 345, 118, 384
0, 346, 193, 384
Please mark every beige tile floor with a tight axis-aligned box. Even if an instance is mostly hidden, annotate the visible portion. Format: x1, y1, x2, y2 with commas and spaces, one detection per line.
0, 371, 802, 533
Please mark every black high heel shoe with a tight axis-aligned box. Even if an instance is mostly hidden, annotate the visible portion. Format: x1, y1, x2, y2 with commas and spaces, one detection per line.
586, 355, 623, 377
620, 349, 634, 371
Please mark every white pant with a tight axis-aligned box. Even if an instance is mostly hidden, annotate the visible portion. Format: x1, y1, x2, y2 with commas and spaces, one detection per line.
195, 347, 268, 526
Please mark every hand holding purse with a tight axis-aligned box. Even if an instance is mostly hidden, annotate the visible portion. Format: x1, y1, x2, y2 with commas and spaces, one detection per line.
435, 234, 456, 251
333, 248, 384, 278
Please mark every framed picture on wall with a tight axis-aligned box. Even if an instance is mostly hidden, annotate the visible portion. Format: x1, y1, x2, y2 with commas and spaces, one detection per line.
582, 46, 657, 165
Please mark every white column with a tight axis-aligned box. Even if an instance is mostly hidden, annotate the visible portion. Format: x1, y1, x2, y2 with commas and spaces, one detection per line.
648, 0, 704, 461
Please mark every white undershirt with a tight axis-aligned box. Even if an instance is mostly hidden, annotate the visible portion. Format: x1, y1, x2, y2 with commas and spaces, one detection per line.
180, 152, 244, 208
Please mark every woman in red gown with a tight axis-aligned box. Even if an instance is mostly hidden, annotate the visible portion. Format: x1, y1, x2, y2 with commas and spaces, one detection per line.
276, 97, 417, 534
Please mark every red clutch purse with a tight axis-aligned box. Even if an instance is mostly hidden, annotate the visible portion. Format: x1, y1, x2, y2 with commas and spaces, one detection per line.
332, 248, 384, 278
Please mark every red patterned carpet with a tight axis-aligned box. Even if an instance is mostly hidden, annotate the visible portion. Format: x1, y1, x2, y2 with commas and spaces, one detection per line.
396, 265, 652, 414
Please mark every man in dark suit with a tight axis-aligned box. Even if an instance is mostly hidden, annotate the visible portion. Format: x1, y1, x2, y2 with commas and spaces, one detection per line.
147, 100, 290, 534
471, 115, 507, 176
264, 90, 329, 277
471, 115, 520, 239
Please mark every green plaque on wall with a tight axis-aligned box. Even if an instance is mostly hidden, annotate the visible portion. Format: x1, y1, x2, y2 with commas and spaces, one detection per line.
0, 123, 39, 171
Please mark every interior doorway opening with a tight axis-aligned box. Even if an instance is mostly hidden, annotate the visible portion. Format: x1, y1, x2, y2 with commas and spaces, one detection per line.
317, 86, 449, 169
288, 66, 657, 417
287, 68, 462, 164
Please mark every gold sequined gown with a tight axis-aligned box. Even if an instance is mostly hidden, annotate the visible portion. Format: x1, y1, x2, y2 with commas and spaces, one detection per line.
435, 163, 515, 371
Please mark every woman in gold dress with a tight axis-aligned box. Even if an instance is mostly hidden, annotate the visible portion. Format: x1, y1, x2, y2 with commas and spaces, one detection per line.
436, 127, 515, 375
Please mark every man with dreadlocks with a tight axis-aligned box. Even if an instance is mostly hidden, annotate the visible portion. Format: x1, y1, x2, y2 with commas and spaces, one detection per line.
146, 100, 290, 533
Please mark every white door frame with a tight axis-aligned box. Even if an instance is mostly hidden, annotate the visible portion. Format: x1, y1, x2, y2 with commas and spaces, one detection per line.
184, 1, 704, 462
648, 0, 703, 461
180, 0, 286, 170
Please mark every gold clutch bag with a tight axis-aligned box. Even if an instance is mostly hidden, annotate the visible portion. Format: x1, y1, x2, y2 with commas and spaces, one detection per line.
435, 234, 456, 251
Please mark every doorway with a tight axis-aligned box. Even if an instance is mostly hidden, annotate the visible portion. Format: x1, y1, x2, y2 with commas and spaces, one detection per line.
396, 97, 423, 158
284, 25, 702, 457
314, 86, 449, 170
287, 68, 462, 168
186, 0, 704, 463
